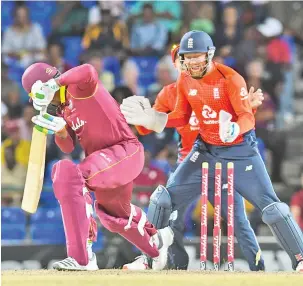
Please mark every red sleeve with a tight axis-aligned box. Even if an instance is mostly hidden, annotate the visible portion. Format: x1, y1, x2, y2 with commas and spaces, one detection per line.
227, 74, 255, 135
136, 86, 173, 135
57, 64, 98, 97
55, 125, 76, 153
166, 76, 192, 127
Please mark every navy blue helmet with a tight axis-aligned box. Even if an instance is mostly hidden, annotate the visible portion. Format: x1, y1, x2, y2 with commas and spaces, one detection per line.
179, 30, 215, 55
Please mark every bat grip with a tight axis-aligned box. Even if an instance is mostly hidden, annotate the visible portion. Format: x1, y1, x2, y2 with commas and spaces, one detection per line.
40, 106, 47, 116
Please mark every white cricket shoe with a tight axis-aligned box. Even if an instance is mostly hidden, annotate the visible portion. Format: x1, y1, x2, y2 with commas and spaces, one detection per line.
296, 260, 303, 272
123, 255, 150, 270
53, 253, 98, 271
152, 226, 174, 270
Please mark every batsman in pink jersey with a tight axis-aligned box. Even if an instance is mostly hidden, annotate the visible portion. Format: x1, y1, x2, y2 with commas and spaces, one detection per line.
21, 63, 174, 271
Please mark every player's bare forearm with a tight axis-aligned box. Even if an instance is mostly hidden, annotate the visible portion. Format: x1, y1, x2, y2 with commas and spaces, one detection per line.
55, 127, 75, 153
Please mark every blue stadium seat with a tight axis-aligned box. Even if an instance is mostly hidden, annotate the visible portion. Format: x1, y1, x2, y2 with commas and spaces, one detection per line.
80, 1, 97, 8
30, 207, 62, 224
130, 56, 159, 87
30, 207, 65, 244
92, 228, 104, 252
62, 37, 83, 66
44, 159, 59, 187
39, 191, 59, 209
1, 207, 27, 242
30, 224, 66, 244
1, 1, 15, 32
124, 1, 138, 10
103, 56, 121, 85
1, 224, 26, 241
26, 1, 57, 36
8, 65, 24, 83
1, 207, 26, 224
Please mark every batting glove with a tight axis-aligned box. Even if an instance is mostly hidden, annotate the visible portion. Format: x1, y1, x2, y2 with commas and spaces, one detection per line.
219, 110, 240, 143
120, 96, 167, 133
31, 79, 60, 111
32, 113, 66, 135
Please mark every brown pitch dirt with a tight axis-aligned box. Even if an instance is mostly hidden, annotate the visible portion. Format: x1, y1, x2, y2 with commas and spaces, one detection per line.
1, 270, 302, 286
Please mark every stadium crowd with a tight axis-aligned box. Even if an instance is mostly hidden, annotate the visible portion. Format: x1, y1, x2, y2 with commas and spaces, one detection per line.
1, 1, 303, 243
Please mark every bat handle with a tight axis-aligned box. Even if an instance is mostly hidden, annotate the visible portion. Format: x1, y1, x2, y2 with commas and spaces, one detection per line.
40, 106, 47, 116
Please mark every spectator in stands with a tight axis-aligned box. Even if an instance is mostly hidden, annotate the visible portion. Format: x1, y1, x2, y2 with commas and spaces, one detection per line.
111, 86, 133, 105
1, 120, 30, 189
17, 104, 35, 141
134, 150, 167, 205
130, 3, 168, 56
82, 7, 129, 58
4, 84, 23, 119
256, 17, 293, 128
147, 61, 175, 98
215, 5, 242, 60
82, 51, 115, 92
235, 26, 258, 75
129, 1, 181, 34
47, 42, 73, 74
2, 4, 46, 67
246, 59, 287, 183
88, 1, 125, 25
189, 2, 215, 36
290, 167, 303, 231
121, 60, 145, 96
51, 2, 88, 37
1, 101, 9, 142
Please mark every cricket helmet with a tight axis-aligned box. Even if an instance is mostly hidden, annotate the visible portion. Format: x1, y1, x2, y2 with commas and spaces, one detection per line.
22, 62, 65, 104
179, 30, 215, 55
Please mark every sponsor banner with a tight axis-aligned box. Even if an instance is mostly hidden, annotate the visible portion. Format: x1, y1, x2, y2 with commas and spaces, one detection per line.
1, 237, 292, 271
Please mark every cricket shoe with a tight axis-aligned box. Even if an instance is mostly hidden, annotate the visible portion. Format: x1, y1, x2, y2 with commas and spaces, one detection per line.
152, 226, 174, 270
53, 253, 98, 271
296, 260, 303, 272
122, 255, 150, 270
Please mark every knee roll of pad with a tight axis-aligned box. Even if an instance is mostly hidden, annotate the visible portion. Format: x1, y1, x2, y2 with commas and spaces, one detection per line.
262, 202, 303, 269
147, 185, 172, 229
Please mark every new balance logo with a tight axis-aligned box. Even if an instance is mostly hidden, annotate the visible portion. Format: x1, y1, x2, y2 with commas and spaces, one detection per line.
245, 165, 253, 171
213, 88, 220, 99
188, 38, 193, 48
188, 89, 197, 96
190, 151, 200, 163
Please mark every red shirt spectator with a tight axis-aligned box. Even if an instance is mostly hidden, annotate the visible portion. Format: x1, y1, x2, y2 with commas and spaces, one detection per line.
267, 38, 290, 64
134, 150, 167, 205
291, 189, 303, 231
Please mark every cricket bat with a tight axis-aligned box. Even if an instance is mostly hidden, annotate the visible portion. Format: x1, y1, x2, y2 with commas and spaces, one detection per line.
21, 111, 47, 214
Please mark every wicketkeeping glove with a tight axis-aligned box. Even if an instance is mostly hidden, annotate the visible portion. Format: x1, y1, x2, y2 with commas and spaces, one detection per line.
218, 110, 240, 143
120, 96, 168, 133
31, 79, 60, 111
32, 113, 66, 135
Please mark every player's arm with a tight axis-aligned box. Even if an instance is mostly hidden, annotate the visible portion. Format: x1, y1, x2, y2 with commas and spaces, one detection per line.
135, 87, 172, 135
32, 112, 76, 154
55, 125, 76, 154
121, 77, 191, 132
56, 64, 98, 97
227, 74, 255, 134
166, 76, 192, 127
